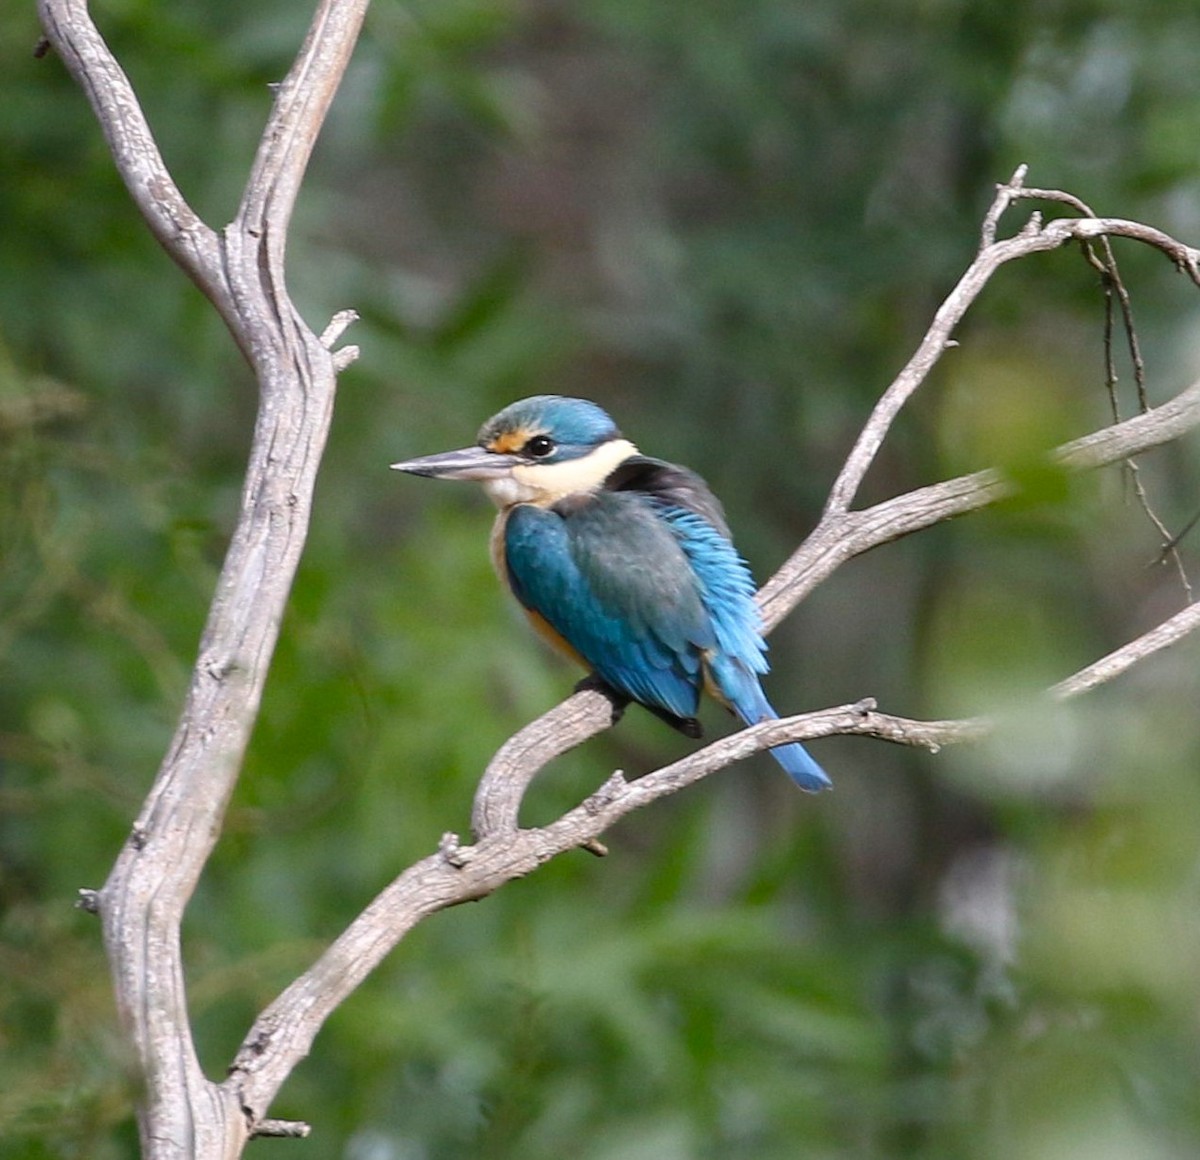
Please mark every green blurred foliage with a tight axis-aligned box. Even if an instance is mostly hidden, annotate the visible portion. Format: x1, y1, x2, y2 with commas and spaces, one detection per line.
3, 0, 1200, 1156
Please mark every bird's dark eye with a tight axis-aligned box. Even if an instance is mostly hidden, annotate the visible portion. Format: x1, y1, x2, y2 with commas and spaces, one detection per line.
525, 434, 555, 458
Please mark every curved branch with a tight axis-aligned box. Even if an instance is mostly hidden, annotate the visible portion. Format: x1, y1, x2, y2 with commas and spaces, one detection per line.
36, 0, 229, 317
230, 700, 984, 1110
472, 687, 618, 836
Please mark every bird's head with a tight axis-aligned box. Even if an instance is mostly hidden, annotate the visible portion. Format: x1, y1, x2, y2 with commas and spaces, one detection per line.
391, 395, 639, 508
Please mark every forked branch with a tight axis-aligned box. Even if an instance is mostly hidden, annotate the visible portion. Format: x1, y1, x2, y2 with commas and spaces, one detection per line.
38, 0, 368, 1156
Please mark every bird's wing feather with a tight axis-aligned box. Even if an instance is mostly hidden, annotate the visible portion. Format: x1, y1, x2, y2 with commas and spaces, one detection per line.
603, 455, 731, 537
607, 456, 767, 675
650, 501, 767, 675
503, 495, 714, 719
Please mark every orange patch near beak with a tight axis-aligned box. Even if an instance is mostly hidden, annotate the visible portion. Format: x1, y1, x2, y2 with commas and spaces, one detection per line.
488, 428, 541, 455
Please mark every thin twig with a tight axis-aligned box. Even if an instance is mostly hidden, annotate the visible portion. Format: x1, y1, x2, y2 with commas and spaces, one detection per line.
1158, 504, 1200, 560
1010, 182, 1190, 596
1050, 600, 1200, 699
249, 1119, 312, 1140
979, 163, 1029, 248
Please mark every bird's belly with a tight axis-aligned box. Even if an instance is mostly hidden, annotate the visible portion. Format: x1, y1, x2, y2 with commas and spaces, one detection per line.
523, 607, 589, 669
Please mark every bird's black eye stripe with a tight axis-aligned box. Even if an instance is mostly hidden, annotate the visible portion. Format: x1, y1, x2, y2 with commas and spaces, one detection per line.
525, 434, 555, 458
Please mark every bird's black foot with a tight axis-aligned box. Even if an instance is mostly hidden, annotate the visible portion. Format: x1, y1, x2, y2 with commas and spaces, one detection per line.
574, 673, 630, 725
572, 675, 702, 739
644, 704, 704, 739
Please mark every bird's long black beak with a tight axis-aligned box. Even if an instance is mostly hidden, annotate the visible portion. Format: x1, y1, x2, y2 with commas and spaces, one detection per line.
389, 445, 519, 481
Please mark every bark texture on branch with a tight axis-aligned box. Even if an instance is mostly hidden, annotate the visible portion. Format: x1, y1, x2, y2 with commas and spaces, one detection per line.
38, 0, 367, 1154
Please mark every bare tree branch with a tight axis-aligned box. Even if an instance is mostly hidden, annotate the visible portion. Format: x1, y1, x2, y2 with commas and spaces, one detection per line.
38, 0, 368, 1156
229, 700, 989, 1109
35, 0, 229, 317
1050, 600, 1200, 699
822, 167, 1200, 522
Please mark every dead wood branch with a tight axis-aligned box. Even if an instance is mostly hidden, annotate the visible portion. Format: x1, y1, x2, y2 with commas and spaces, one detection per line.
38, 0, 368, 1154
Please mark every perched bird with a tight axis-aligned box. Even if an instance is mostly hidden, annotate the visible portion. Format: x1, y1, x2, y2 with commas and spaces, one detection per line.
390, 395, 830, 791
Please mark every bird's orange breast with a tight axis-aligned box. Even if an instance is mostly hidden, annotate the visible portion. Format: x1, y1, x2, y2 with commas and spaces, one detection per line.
523, 607, 589, 669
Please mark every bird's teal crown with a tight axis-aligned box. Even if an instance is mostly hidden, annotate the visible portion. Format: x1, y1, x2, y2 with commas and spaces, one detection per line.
478, 395, 621, 465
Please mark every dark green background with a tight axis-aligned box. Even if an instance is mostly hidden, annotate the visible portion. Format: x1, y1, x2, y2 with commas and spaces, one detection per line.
4, 0, 1200, 1156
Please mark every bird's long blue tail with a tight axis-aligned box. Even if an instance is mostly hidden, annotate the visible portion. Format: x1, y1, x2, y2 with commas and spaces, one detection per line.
756, 709, 831, 792
711, 659, 832, 792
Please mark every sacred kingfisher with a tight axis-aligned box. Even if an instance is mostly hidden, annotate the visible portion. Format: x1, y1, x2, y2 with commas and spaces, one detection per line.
390, 395, 830, 791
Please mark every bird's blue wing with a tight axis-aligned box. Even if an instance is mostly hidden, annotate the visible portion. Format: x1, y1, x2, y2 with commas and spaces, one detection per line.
604, 453, 763, 671
503, 496, 715, 719
609, 457, 767, 677
504, 463, 831, 791
648, 499, 767, 676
